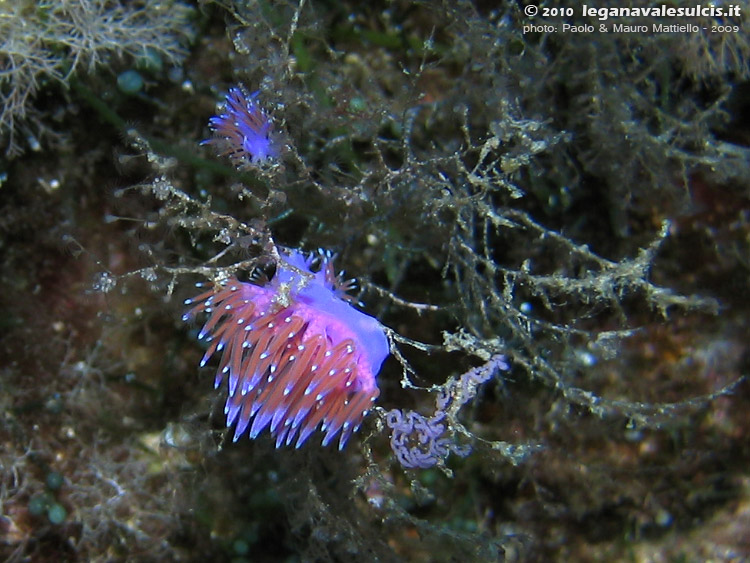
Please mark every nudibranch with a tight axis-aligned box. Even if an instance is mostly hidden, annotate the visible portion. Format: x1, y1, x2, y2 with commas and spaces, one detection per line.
202, 86, 277, 165
183, 249, 389, 450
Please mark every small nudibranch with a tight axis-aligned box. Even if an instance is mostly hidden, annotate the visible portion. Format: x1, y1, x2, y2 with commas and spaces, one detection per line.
202, 86, 278, 165
184, 249, 389, 450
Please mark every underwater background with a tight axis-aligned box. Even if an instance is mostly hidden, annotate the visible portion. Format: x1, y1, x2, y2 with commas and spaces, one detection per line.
1, 1, 749, 561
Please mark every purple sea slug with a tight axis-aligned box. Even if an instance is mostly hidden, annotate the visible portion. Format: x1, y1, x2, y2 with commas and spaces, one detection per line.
184, 249, 389, 449
203, 86, 277, 165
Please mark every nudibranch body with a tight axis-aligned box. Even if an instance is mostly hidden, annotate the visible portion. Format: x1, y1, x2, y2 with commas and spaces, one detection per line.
202, 86, 277, 165
184, 249, 388, 450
